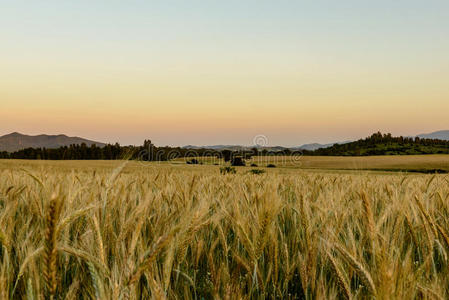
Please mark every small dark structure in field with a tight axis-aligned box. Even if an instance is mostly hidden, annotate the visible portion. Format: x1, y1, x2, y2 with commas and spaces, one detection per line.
186, 159, 199, 164
250, 163, 258, 167
267, 164, 276, 168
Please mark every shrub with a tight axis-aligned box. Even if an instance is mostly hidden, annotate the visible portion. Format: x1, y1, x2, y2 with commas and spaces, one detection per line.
267, 164, 276, 168
220, 166, 236, 174
249, 169, 265, 175
250, 163, 258, 167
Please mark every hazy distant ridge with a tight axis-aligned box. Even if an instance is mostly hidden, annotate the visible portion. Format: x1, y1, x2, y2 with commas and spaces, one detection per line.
183, 130, 449, 151
183, 141, 351, 151
417, 130, 449, 141
0, 132, 106, 152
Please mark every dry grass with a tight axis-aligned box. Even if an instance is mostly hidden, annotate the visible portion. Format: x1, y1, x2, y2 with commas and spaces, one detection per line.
1, 160, 449, 298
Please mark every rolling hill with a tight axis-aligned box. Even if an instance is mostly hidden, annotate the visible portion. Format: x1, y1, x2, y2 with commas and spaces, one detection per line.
0, 132, 106, 152
307, 132, 449, 156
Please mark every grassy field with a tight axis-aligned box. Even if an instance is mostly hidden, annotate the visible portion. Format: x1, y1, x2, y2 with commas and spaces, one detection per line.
1, 158, 449, 298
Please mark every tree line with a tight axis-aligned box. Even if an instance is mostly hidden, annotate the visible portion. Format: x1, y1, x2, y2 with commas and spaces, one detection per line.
0, 141, 289, 161
0, 142, 217, 160
1, 132, 448, 160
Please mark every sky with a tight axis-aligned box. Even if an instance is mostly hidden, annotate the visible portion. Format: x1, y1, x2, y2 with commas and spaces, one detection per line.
1, 0, 448, 146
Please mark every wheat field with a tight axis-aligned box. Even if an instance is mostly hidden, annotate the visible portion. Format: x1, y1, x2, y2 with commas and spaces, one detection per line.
1, 160, 449, 299
174, 154, 449, 172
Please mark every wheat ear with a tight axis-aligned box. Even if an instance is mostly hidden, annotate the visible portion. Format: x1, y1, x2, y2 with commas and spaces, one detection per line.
334, 243, 376, 296
326, 250, 352, 300
43, 194, 62, 300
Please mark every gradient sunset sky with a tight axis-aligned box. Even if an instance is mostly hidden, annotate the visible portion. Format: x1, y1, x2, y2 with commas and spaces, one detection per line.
1, 0, 448, 146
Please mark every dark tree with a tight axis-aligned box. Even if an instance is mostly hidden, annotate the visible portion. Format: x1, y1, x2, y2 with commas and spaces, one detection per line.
221, 150, 232, 162
231, 156, 246, 166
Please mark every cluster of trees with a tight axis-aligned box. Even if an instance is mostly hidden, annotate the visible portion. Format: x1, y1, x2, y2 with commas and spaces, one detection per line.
303, 132, 449, 156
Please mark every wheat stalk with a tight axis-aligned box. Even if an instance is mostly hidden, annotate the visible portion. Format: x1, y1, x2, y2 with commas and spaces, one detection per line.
127, 229, 178, 286
361, 192, 376, 251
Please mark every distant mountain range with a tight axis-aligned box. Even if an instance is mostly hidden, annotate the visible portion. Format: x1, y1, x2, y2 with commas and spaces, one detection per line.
0, 132, 105, 152
291, 143, 331, 151
1, 130, 448, 153
182, 145, 288, 151
183, 141, 351, 151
